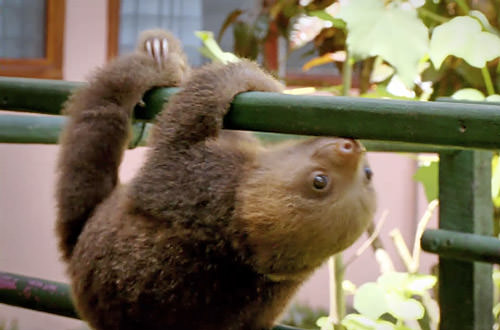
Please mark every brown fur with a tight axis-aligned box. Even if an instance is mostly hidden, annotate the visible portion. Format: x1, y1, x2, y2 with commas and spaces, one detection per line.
56, 30, 376, 330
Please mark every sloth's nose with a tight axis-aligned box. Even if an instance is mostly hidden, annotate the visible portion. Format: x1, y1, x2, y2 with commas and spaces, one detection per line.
337, 139, 360, 155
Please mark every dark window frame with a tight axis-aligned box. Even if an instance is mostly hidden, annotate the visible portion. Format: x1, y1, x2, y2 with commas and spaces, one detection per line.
107, 0, 120, 60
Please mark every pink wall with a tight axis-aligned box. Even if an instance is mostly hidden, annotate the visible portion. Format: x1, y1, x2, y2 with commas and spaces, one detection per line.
0, 1, 437, 328
63, 0, 108, 81
0, 1, 108, 328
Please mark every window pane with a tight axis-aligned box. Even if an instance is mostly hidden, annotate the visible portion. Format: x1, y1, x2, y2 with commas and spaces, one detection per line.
119, 0, 203, 66
118, 0, 250, 67
0, 0, 47, 58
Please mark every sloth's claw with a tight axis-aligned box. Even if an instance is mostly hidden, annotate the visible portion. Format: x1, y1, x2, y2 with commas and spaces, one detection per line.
145, 38, 169, 69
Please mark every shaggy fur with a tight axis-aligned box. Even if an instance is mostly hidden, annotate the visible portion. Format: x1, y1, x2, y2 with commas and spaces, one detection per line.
56, 29, 376, 330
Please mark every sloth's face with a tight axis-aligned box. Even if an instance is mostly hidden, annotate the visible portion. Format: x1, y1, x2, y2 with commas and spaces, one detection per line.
234, 137, 376, 279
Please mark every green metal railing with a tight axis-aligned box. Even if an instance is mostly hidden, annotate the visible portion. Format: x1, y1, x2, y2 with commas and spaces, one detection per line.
1, 76, 499, 330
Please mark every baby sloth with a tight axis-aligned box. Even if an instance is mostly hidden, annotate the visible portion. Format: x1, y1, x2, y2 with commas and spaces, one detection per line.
56, 30, 376, 330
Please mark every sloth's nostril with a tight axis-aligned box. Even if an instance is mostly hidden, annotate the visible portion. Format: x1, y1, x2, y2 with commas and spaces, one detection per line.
340, 141, 354, 153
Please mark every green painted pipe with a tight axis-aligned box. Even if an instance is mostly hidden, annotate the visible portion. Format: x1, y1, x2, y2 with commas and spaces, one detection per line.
0, 112, 453, 152
0, 113, 149, 148
421, 229, 500, 264
2, 77, 500, 149
0, 271, 305, 329
0, 271, 78, 319
0, 77, 81, 115
0, 112, 453, 153
0, 113, 66, 144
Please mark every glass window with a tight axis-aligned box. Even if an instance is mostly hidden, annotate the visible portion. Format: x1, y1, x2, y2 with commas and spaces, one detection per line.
118, 0, 203, 66
113, 0, 251, 67
0, 0, 65, 78
0, 0, 47, 58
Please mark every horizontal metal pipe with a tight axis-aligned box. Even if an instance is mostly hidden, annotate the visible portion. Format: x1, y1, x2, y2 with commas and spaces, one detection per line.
421, 229, 500, 264
0, 271, 78, 319
0, 113, 149, 148
0, 113, 65, 144
0, 77, 82, 115
0, 271, 304, 329
0, 112, 452, 153
1, 77, 500, 149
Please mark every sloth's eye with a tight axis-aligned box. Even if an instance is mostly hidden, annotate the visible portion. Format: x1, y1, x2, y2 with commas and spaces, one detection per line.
364, 167, 373, 181
312, 174, 329, 190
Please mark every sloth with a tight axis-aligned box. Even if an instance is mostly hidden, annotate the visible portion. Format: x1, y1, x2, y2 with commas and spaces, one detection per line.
56, 29, 376, 330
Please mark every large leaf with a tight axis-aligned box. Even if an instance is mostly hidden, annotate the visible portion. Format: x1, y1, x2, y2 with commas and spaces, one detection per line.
353, 283, 389, 319
378, 272, 437, 296
429, 16, 500, 69
406, 274, 437, 294
386, 293, 425, 320
337, 0, 428, 87
377, 272, 408, 293
195, 31, 240, 64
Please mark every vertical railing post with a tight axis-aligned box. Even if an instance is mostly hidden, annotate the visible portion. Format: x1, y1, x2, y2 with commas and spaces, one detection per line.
438, 150, 493, 330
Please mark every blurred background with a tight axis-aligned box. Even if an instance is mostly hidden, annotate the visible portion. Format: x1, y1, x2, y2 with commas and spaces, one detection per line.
1, 0, 499, 329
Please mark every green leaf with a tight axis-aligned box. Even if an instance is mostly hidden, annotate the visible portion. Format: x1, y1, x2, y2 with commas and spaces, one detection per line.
316, 316, 335, 330
451, 88, 485, 101
429, 16, 500, 69
406, 274, 437, 294
337, 0, 428, 87
377, 272, 408, 292
413, 160, 438, 202
195, 31, 240, 64
353, 283, 389, 319
386, 293, 425, 320
486, 94, 500, 102
233, 22, 259, 60
469, 10, 500, 36
377, 272, 436, 296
